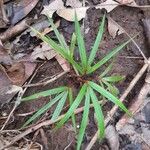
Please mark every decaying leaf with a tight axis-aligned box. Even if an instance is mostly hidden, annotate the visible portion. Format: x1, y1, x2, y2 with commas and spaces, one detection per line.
55, 54, 70, 72
31, 42, 57, 60
95, 0, 119, 13
42, 0, 86, 21
57, 7, 87, 21
0, 19, 32, 42
41, 0, 120, 21
31, 42, 69, 71
107, 17, 125, 38
0, 67, 20, 105
42, 0, 64, 18
0, 62, 36, 106
8, 0, 39, 25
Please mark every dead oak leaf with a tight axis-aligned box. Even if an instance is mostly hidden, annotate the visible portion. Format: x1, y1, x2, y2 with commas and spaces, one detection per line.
57, 7, 87, 22
42, 0, 64, 18
107, 16, 125, 39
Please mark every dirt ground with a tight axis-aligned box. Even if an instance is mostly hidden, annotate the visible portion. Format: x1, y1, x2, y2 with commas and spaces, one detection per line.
0, 0, 150, 150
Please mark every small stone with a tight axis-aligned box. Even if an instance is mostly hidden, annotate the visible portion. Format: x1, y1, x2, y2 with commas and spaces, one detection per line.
142, 102, 150, 123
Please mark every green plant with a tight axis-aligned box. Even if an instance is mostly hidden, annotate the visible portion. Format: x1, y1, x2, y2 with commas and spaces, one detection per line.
22, 13, 131, 150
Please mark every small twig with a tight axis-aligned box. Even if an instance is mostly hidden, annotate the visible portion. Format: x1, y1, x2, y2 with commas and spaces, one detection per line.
16, 111, 36, 117
64, 140, 73, 150
28, 129, 40, 150
0, 89, 23, 131
116, 59, 150, 130
85, 59, 150, 150
0, 19, 33, 42
118, 56, 143, 59
23, 71, 68, 88
39, 128, 49, 150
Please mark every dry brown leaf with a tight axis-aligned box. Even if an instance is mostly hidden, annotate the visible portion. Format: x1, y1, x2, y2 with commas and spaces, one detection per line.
0, 67, 20, 105
107, 17, 125, 38
0, 62, 36, 105
57, 7, 87, 21
7, 62, 36, 85
41, 0, 119, 21
55, 54, 70, 72
42, 20, 60, 35
96, 0, 119, 13
41, 0, 64, 18
9, 0, 39, 25
31, 42, 57, 60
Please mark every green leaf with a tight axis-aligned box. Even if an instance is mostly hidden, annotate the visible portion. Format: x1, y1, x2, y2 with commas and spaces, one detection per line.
88, 14, 106, 66
68, 88, 77, 132
77, 90, 90, 150
22, 92, 65, 127
88, 81, 131, 116
89, 87, 105, 138
102, 80, 119, 96
70, 33, 76, 58
87, 39, 131, 74
75, 13, 87, 69
44, 36, 83, 74
51, 91, 68, 121
47, 17, 70, 53
30, 23, 83, 74
46, 34, 83, 74
30, 27, 68, 58
99, 62, 113, 78
102, 75, 125, 83
22, 87, 67, 101
55, 84, 87, 129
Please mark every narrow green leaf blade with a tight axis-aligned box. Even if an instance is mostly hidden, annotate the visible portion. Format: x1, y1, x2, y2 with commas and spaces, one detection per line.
56, 84, 87, 129
102, 80, 119, 96
88, 40, 131, 74
99, 62, 113, 78
70, 33, 76, 58
77, 90, 90, 150
75, 13, 87, 68
68, 88, 77, 132
22, 92, 65, 127
88, 14, 106, 66
102, 75, 125, 83
88, 81, 131, 116
22, 87, 67, 101
47, 17, 69, 53
51, 91, 68, 121
30, 26, 83, 74
89, 87, 105, 138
